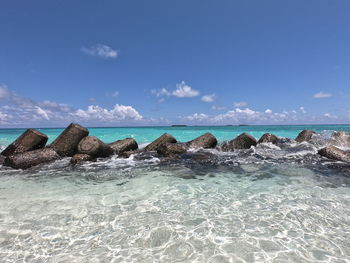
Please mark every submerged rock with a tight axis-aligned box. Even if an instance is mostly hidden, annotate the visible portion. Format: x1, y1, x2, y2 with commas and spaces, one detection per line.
295, 130, 315, 143
77, 136, 114, 158
187, 133, 217, 149
50, 123, 89, 156
70, 154, 94, 165
222, 133, 257, 151
157, 143, 188, 158
109, 138, 138, 154
144, 133, 177, 151
1, 128, 48, 157
318, 146, 350, 163
4, 148, 60, 169
258, 133, 278, 144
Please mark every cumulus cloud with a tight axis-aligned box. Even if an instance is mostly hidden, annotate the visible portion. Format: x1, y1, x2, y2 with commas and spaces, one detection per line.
151, 81, 200, 102
234, 101, 248, 107
211, 105, 227, 110
313, 92, 332, 98
0, 84, 144, 127
172, 81, 200, 98
72, 104, 142, 122
201, 94, 215, 103
151, 88, 171, 97
81, 44, 119, 59
181, 107, 342, 125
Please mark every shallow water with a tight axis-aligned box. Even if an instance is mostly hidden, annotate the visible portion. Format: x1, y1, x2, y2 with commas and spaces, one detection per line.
0, 125, 350, 262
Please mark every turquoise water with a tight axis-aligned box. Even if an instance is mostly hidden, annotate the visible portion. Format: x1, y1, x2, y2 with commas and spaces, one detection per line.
1, 125, 350, 262
1, 125, 350, 146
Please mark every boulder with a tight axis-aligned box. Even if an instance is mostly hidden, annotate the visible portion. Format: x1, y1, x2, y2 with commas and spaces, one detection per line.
318, 146, 350, 163
187, 133, 217, 149
222, 133, 257, 151
258, 133, 278, 144
295, 130, 315, 143
77, 136, 114, 158
50, 123, 89, 156
70, 154, 94, 165
144, 133, 176, 151
118, 150, 139, 158
4, 148, 60, 169
109, 138, 138, 154
157, 143, 188, 157
0, 155, 5, 165
1, 129, 48, 157
332, 131, 350, 145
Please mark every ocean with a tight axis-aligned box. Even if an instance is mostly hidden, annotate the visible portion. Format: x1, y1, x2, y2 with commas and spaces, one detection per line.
0, 125, 350, 262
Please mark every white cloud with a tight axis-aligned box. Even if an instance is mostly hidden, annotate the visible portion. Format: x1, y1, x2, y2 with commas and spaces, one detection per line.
313, 92, 332, 98
180, 106, 343, 125
234, 101, 248, 107
201, 94, 215, 103
151, 88, 171, 97
0, 85, 145, 127
112, 91, 119, 97
172, 81, 200, 98
82, 44, 119, 59
300, 106, 306, 113
72, 104, 142, 122
35, 106, 50, 120
211, 105, 226, 110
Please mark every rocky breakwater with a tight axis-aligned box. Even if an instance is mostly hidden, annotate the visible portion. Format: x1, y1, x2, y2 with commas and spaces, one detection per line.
1, 127, 350, 170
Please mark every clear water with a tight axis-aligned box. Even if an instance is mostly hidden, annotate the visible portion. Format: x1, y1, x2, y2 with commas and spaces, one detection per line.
0, 125, 350, 262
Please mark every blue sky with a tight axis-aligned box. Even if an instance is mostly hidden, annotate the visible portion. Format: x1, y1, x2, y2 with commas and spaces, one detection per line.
0, 0, 349, 127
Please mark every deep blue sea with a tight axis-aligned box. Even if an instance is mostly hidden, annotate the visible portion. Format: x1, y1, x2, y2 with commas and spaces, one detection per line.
0, 125, 350, 262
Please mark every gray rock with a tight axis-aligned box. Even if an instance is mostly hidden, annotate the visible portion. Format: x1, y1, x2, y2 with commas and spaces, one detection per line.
0, 155, 5, 165
187, 133, 217, 149
222, 133, 257, 151
4, 148, 60, 169
318, 146, 350, 162
50, 123, 89, 156
157, 143, 188, 158
77, 136, 114, 158
1, 128, 48, 157
295, 130, 315, 143
258, 133, 278, 144
332, 131, 350, 145
109, 138, 138, 154
144, 133, 177, 151
118, 150, 140, 158
70, 154, 94, 165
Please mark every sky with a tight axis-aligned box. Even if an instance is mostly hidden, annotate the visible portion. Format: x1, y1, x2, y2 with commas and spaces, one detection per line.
0, 0, 350, 127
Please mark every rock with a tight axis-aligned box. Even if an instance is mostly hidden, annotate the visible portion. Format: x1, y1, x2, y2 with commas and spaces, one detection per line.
109, 138, 138, 154
118, 150, 139, 158
332, 131, 350, 145
144, 133, 177, 151
77, 136, 114, 158
50, 123, 89, 156
1, 129, 48, 157
258, 133, 278, 144
295, 130, 315, 143
0, 155, 5, 165
222, 133, 257, 151
181, 151, 218, 165
70, 154, 94, 165
318, 146, 350, 162
187, 133, 217, 149
157, 143, 188, 158
4, 148, 60, 169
